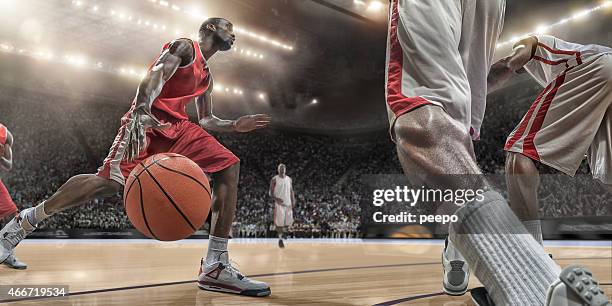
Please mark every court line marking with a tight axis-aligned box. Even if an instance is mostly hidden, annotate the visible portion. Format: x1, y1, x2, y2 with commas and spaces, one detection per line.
1, 257, 610, 303
374, 283, 612, 306
18, 238, 612, 247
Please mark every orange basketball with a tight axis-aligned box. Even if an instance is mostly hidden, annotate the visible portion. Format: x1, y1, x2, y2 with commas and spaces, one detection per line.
123, 153, 211, 241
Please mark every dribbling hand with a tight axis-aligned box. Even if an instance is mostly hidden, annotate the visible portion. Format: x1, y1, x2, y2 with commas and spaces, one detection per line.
124, 107, 171, 162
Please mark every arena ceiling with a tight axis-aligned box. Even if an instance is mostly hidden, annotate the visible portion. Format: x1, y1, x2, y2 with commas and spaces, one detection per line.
0, 0, 610, 130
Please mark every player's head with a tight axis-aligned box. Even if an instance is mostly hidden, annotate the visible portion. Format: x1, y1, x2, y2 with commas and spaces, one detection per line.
199, 18, 235, 51
278, 164, 286, 175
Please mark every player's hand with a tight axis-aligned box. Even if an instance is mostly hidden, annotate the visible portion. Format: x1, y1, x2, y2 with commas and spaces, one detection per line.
487, 57, 515, 93
275, 199, 284, 205
124, 107, 171, 161
234, 114, 271, 133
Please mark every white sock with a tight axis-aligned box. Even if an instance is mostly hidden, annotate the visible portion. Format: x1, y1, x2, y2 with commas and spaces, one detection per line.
450, 191, 560, 305
205, 235, 229, 267
25, 201, 51, 226
522, 220, 543, 245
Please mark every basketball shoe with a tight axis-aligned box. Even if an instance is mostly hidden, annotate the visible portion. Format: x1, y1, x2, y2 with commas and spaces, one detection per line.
197, 252, 271, 297
3, 252, 27, 269
0, 209, 34, 264
470, 265, 610, 306
442, 238, 470, 296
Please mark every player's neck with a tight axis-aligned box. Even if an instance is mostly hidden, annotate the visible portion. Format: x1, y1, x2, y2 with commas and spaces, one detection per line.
199, 39, 219, 60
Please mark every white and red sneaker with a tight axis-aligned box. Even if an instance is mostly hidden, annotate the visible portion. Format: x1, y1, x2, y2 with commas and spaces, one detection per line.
197, 253, 271, 297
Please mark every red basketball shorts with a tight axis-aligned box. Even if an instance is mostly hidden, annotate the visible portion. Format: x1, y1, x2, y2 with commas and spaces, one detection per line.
0, 180, 17, 219
97, 111, 240, 185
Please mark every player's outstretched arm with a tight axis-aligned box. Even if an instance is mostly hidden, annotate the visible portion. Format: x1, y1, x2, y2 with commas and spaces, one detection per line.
197, 79, 272, 133
268, 177, 283, 205
125, 39, 194, 161
487, 36, 537, 94
0, 130, 13, 171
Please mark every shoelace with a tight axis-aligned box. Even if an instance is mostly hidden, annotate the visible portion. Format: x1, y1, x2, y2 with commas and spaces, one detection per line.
226, 260, 246, 281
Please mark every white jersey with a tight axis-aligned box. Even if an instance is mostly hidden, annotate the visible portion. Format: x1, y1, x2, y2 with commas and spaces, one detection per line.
273, 175, 292, 207
523, 35, 612, 87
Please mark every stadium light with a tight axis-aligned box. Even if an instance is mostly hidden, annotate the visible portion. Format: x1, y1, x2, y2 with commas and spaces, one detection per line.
312, 99, 319, 104
367, 1, 384, 12
496, 2, 610, 49
258, 93, 266, 100
138, 0, 295, 51
354, 0, 366, 6
69, 2, 286, 56
534, 24, 549, 35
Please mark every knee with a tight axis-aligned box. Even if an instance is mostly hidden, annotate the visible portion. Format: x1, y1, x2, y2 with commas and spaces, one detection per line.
506, 152, 537, 175
214, 162, 240, 186
394, 107, 469, 148
79, 175, 121, 197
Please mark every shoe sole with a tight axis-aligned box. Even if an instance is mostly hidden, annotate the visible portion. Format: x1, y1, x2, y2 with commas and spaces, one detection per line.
4, 263, 27, 270
198, 283, 271, 297
443, 284, 468, 296
556, 265, 608, 306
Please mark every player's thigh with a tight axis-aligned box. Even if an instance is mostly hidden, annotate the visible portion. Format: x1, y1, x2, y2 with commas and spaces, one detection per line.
387, 0, 471, 129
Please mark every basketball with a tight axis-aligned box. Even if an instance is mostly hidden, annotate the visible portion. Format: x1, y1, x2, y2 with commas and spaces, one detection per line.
123, 153, 211, 241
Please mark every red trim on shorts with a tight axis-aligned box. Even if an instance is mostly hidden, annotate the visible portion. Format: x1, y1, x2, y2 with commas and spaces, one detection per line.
386, 0, 432, 117
536, 43, 583, 66
520, 73, 567, 160
534, 56, 568, 66
504, 81, 555, 150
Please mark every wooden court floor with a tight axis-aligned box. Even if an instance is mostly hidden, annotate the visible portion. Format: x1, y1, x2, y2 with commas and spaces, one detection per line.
0, 239, 610, 305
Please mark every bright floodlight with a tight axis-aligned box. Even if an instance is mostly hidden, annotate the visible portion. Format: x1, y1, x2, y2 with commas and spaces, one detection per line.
312, 99, 318, 104
258, 93, 265, 100
367, 1, 384, 11
535, 25, 549, 34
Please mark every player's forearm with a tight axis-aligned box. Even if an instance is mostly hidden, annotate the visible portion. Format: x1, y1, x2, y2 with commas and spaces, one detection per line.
199, 116, 237, 132
134, 70, 165, 112
0, 157, 11, 171
487, 64, 515, 93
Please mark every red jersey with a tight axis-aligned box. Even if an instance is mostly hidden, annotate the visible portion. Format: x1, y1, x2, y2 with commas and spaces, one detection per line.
0, 123, 7, 145
126, 39, 211, 121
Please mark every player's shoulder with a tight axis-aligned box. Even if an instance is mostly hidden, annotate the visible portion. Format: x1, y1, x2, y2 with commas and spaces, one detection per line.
165, 38, 195, 62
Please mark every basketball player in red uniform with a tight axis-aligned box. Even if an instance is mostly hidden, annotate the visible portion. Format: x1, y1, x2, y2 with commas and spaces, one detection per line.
0, 123, 26, 269
0, 18, 271, 296
386, 0, 608, 305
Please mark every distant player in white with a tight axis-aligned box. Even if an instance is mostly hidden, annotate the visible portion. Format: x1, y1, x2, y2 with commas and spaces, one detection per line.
269, 164, 295, 248
488, 35, 612, 244
386, 0, 609, 305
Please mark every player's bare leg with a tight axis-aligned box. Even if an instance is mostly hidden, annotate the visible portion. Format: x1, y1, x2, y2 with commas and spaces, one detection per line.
198, 162, 271, 297
393, 106, 563, 305
277, 226, 285, 248
395, 106, 481, 296
505, 152, 544, 245
0, 174, 120, 263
